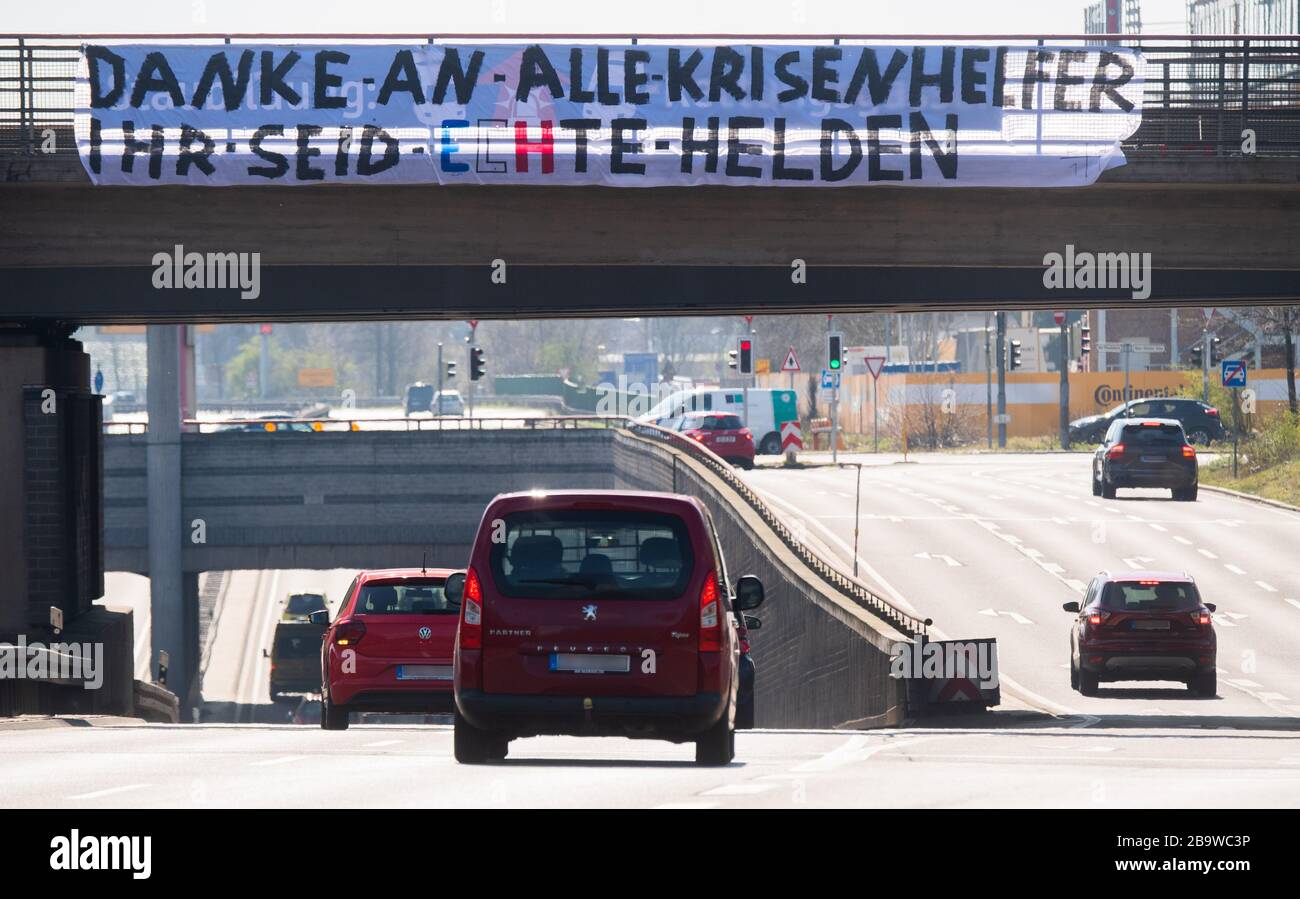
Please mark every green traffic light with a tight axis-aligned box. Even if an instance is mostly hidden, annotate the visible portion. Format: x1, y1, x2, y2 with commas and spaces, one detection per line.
829, 358, 841, 369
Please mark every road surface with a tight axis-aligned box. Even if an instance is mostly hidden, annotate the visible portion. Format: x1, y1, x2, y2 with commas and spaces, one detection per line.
2, 718, 1297, 808
743, 452, 1300, 721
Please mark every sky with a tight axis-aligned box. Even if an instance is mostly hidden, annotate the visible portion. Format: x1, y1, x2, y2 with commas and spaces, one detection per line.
7, 0, 1193, 36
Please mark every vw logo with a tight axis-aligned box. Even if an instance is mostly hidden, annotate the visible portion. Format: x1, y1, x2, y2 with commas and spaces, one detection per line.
581, 604, 598, 621
417, 627, 432, 640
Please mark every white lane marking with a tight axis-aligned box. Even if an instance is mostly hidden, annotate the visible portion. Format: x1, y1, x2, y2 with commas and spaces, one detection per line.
1225, 678, 1262, 688
1042, 563, 1065, 574
362, 739, 405, 748
978, 609, 1035, 625
1255, 581, 1278, 593
792, 735, 930, 773
1084, 501, 1100, 508
1149, 523, 1168, 532
1065, 579, 1088, 592
701, 783, 776, 796
1285, 599, 1300, 612
1123, 556, 1155, 569
654, 802, 720, 810
1258, 692, 1292, 702
1173, 536, 1193, 545
69, 784, 153, 800
1224, 564, 1247, 575
913, 551, 962, 567
249, 755, 309, 767
1198, 548, 1218, 559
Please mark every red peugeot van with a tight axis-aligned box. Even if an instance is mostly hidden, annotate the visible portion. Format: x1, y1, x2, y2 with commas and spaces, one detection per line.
452, 490, 764, 765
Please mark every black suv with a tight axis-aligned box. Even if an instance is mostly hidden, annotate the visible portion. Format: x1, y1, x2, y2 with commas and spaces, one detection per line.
1093, 418, 1199, 501
1070, 397, 1226, 446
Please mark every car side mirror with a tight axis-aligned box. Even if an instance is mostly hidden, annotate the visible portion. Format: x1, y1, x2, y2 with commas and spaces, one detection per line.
735, 575, 765, 611
742, 615, 762, 630
1205, 602, 1217, 613
307, 609, 330, 627
1062, 601, 1080, 613
444, 571, 466, 605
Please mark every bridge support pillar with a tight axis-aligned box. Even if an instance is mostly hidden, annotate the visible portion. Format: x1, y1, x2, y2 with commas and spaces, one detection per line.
147, 325, 194, 716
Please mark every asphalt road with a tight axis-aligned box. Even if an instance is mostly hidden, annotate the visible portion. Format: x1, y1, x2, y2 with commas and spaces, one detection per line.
743, 452, 1300, 721
3, 719, 1298, 808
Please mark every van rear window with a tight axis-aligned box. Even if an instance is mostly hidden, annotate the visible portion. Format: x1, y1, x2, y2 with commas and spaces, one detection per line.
489, 509, 694, 600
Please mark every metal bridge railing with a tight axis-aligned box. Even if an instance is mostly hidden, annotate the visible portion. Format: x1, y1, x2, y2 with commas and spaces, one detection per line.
2, 34, 1298, 160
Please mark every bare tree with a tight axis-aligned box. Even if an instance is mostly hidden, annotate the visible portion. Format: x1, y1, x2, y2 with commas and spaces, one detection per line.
1236, 305, 1299, 414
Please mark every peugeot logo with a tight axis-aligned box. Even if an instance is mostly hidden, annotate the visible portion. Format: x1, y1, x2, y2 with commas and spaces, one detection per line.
581, 604, 598, 621
417, 626, 432, 640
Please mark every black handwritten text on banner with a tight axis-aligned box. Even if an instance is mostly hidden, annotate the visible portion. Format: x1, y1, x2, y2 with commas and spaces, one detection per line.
77, 42, 1145, 187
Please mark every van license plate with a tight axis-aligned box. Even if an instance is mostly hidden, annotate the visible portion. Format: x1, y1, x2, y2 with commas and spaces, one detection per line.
396, 665, 452, 680
550, 653, 630, 674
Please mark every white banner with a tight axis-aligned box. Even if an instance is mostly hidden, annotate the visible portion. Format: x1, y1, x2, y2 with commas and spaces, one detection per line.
76, 42, 1144, 187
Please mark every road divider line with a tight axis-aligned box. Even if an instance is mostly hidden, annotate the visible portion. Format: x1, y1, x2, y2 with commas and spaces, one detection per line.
249, 755, 309, 767
1225, 564, 1247, 575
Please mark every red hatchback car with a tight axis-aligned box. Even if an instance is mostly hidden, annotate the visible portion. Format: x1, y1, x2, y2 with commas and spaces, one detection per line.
452, 490, 765, 765
317, 568, 462, 730
1064, 570, 1218, 697
677, 413, 755, 470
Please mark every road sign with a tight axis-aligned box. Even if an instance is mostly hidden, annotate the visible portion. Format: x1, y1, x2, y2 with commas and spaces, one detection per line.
780, 420, 803, 452
1096, 342, 1164, 354
297, 367, 336, 387
780, 346, 801, 372
755, 358, 770, 374
864, 355, 886, 379
1222, 358, 1248, 388
1053, 310, 1066, 326
993, 413, 1011, 424
821, 369, 839, 389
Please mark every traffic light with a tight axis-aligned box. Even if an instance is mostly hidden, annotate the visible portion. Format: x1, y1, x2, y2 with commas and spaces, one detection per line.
738, 338, 754, 376
1190, 343, 1204, 368
469, 346, 486, 381
1008, 339, 1023, 371
1079, 324, 1091, 356
1209, 337, 1222, 366
827, 332, 843, 371
445, 360, 457, 379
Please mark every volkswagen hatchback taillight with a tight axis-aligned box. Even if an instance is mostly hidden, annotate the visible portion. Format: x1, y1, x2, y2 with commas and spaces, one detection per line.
333, 618, 366, 647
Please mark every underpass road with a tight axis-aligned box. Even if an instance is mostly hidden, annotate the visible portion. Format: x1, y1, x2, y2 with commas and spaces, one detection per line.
743, 453, 1300, 721
2, 722, 1298, 808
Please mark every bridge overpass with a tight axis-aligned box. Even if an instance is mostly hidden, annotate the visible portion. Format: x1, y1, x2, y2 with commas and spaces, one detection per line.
2, 34, 1300, 320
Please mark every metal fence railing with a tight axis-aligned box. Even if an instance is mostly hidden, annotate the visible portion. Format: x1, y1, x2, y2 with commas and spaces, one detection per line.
2, 34, 1298, 160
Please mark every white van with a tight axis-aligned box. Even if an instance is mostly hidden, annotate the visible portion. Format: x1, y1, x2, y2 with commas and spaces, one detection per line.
640, 387, 799, 455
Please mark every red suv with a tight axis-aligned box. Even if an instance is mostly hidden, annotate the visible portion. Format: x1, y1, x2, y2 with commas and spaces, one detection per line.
452, 490, 765, 765
1064, 571, 1218, 697
317, 568, 462, 729
677, 413, 755, 470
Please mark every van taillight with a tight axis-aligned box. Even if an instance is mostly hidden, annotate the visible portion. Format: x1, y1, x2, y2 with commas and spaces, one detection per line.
699, 570, 721, 652
460, 567, 483, 650
334, 618, 366, 647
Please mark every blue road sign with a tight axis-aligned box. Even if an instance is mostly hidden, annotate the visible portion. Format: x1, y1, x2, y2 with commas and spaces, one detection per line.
1221, 359, 1247, 388
821, 369, 840, 389
93, 369, 104, 394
